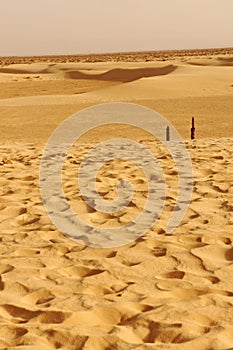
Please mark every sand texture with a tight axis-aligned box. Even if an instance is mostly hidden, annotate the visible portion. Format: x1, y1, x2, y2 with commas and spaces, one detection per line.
0, 49, 233, 349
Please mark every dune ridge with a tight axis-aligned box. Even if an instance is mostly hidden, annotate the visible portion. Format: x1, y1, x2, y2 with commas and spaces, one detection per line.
188, 56, 233, 67
64, 65, 177, 82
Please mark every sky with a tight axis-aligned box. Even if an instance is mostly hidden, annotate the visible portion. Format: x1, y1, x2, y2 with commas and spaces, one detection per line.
0, 0, 232, 56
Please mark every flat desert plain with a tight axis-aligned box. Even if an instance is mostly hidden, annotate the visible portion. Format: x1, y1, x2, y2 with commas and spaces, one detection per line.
0, 48, 233, 349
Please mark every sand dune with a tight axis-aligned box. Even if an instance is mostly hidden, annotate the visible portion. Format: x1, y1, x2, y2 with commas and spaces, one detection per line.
64, 65, 177, 82
0, 50, 233, 349
83, 64, 233, 99
0, 58, 232, 141
188, 56, 233, 67
0, 65, 54, 75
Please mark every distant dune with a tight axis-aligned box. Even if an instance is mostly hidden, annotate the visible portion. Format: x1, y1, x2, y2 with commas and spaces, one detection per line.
0, 53, 232, 140
64, 65, 177, 82
188, 56, 233, 67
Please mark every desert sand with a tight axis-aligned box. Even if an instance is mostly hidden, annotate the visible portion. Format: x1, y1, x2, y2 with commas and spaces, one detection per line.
0, 49, 233, 349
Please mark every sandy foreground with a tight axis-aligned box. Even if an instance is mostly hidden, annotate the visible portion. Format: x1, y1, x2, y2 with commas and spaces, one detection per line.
0, 50, 233, 349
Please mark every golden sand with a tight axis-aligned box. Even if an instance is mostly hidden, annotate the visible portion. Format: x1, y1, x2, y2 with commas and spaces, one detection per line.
0, 49, 233, 349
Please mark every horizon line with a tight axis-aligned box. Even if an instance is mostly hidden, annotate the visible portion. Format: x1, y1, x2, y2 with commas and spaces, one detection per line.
0, 46, 232, 59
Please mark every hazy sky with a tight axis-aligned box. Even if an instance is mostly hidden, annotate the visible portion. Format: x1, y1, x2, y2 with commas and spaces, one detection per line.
0, 0, 232, 56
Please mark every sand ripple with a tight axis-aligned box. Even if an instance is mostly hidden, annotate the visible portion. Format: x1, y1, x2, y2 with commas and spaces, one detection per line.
0, 138, 232, 348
